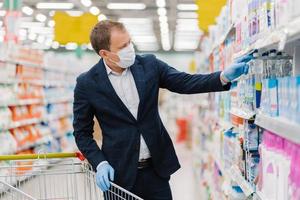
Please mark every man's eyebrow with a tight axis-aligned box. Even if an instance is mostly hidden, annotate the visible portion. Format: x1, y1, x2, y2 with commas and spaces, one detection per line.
118, 40, 131, 49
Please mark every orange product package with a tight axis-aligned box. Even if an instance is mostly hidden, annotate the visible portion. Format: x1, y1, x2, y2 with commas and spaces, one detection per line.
9, 106, 30, 121
15, 149, 34, 176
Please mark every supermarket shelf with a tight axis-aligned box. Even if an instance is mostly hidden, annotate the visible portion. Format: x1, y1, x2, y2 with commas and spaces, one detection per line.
6, 118, 43, 130
1, 113, 73, 130
255, 114, 300, 144
234, 16, 300, 59
44, 97, 73, 104
4, 59, 42, 68
218, 119, 233, 130
228, 165, 255, 197
0, 97, 73, 107
230, 109, 255, 120
214, 157, 225, 176
0, 78, 74, 87
213, 158, 255, 197
212, 23, 235, 51
254, 191, 266, 200
16, 135, 54, 153
0, 99, 42, 107
2, 59, 78, 75
46, 112, 73, 121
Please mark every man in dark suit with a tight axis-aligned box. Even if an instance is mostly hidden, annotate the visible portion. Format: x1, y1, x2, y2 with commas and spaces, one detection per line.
73, 20, 249, 200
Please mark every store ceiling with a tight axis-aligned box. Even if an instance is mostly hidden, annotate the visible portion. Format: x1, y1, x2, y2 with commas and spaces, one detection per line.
0, 0, 203, 52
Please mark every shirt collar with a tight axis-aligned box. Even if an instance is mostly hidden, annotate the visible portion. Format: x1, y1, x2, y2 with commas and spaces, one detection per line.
103, 59, 128, 76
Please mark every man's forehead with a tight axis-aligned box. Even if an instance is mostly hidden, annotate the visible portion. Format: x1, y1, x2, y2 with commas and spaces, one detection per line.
110, 30, 130, 45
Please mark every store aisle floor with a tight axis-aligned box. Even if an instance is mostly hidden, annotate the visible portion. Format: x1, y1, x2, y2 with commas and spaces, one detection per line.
170, 143, 196, 200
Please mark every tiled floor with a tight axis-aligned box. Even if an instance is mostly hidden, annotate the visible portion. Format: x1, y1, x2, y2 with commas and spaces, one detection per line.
170, 143, 197, 200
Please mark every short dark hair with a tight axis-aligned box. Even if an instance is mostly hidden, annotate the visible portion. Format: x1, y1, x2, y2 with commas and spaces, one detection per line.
90, 20, 126, 54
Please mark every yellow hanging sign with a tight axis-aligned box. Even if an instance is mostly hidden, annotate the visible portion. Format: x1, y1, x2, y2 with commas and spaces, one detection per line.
195, 0, 227, 33
53, 12, 98, 44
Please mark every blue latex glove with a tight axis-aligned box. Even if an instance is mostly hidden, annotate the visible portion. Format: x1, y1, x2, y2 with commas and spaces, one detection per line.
96, 162, 115, 191
235, 54, 253, 63
222, 62, 249, 82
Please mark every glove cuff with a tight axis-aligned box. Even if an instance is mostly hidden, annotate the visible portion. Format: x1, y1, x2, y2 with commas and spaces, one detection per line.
220, 71, 231, 84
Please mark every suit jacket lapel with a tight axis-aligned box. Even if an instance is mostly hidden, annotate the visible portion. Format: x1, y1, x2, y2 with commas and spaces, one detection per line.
130, 59, 146, 121
93, 59, 137, 122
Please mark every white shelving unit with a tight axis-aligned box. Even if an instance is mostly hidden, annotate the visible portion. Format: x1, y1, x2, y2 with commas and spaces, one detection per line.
230, 109, 255, 120
234, 16, 300, 59
255, 114, 300, 144
228, 165, 255, 197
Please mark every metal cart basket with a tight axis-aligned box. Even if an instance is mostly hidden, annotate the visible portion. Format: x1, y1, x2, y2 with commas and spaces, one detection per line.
0, 152, 143, 200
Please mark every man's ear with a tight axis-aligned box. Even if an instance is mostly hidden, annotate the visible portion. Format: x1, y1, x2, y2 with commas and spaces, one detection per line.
99, 49, 107, 58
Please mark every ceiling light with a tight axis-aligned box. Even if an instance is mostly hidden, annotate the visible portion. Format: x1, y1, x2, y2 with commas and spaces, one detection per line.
81, 0, 92, 7
36, 14, 47, 22
161, 28, 169, 34
47, 20, 55, 27
107, 3, 146, 10
159, 15, 168, 23
160, 21, 168, 28
137, 45, 159, 51
176, 19, 198, 26
161, 34, 171, 51
133, 35, 157, 43
36, 3, 74, 10
28, 33, 37, 40
0, 10, 6, 17
177, 4, 198, 11
29, 27, 53, 34
98, 14, 107, 21
119, 18, 151, 24
0, 3, 3, 8
161, 26, 169, 34
156, 0, 166, 8
177, 12, 198, 19
157, 7, 167, 16
176, 25, 199, 31
66, 10, 83, 17
175, 32, 201, 38
90, 6, 100, 15
22, 6, 34, 16
21, 22, 45, 28
52, 41, 59, 49
66, 42, 78, 50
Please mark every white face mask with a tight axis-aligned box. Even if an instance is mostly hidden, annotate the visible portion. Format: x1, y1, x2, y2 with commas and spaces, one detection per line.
110, 42, 136, 69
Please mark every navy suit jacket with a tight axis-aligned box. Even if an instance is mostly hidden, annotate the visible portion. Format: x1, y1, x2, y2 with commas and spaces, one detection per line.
73, 54, 230, 190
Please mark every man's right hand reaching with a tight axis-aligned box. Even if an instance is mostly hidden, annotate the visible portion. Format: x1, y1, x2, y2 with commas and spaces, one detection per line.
96, 162, 115, 191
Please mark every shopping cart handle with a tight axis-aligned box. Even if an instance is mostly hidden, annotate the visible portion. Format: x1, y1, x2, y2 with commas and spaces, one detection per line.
0, 152, 86, 161
75, 151, 86, 161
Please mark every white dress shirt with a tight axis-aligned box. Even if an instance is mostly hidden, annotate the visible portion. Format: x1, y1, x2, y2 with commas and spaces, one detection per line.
97, 60, 151, 170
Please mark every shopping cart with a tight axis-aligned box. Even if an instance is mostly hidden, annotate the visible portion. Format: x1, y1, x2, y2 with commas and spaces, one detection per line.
0, 152, 143, 200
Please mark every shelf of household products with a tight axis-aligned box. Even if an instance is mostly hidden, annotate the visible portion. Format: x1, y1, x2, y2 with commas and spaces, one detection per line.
202, 0, 300, 61
0, 44, 85, 161
192, 0, 300, 199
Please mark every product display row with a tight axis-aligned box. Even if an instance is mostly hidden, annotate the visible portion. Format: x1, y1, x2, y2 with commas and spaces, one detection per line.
0, 44, 83, 168
192, 0, 300, 199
